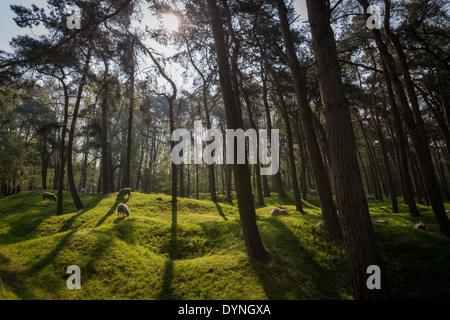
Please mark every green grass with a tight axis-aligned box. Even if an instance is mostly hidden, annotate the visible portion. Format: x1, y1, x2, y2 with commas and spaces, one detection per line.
0, 191, 449, 300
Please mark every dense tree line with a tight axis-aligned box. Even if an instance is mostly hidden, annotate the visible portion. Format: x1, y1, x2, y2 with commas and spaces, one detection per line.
0, 0, 449, 299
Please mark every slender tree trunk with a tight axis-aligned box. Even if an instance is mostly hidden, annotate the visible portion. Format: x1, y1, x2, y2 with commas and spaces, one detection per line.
178, 162, 184, 197
207, 0, 270, 263
357, 147, 372, 194
67, 46, 92, 210
135, 133, 145, 192
80, 132, 89, 191
277, 0, 341, 241
357, 116, 382, 200
124, 41, 135, 189
57, 80, 69, 215
41, 137, 48, 190
269, 68, 303, 212
169, 99, 177, 203
239, 75, 265, 206
360, 0, 450, 237
379, 59, 419, 216
101, 58, 110, 194
370, 86, 398, 212
306, 0, 391, 299
294, 116, 309, 200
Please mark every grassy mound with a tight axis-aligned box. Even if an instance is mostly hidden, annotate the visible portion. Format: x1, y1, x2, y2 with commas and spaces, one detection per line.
0, 191, 449, 300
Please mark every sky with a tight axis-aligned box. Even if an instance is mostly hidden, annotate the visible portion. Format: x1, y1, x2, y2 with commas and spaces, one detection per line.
0, 0, 308, 53
0, 0, 307, 91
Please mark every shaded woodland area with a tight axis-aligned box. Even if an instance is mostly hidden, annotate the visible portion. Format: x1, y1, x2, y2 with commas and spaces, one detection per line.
0, 0, 449, 300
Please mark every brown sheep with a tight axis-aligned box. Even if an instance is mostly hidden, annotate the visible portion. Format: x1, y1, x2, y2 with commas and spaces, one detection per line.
117, 203, 130, 217
37, 186, 43, 190
42, 192, 57, 201
413, 222, 428, 231
117, 187, 132, 199
270, 208, 292, 217
81, 188, 86, 194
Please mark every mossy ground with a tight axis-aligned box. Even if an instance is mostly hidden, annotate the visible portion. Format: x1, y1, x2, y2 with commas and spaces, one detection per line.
0, 191, 449, 300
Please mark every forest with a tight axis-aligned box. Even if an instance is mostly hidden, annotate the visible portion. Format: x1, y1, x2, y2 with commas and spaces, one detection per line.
0, 0, 449, 301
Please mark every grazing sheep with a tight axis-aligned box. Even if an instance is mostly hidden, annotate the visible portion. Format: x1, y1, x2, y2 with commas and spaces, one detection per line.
156, 197, 163, 201
367, 196, 376, 200
81, 188, 86, 194
37, 186, 42, 190
413, 222, 428, 231
270, 208, 292, 216
117, 203, 130, 217
445, 209, 450, 220
117, 187, 132, 199
308, 188, 317, 195
42, 192, 57, 201
223, 194, 233, 202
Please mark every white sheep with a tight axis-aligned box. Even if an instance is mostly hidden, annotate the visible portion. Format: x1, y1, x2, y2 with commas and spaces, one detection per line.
117, 188, 132, 199
413, 222, 428, 231
42, 192, 57, 201
117, 203, 130, 217
270, 208, 292, 216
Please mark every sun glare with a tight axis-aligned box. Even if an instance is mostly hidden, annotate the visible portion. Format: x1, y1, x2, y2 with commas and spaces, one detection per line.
161, 14, 179, 32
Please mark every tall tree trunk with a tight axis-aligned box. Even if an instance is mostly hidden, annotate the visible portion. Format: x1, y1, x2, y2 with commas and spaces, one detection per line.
169, 98, 177, 203
180, 163, 185, 197
361, 0, 450, 236
57, 79, 69, 215
357, 115, 382, 200
80, 132, 89, 191
239, 73, 265, 206
293, 115, 309, 200
379, 59, 419, 216
306, 0, 391, 299
41, 137, 48, 190
101, 57, 110, 194
67, 45, 92, 210
369, 80, 398, 212
269, 67, 303, 213
124, 41, 135, 189
207, 0, 270, 263
135, 132, 145, 192
185, 39, 217, 202
277, 0, 342, 241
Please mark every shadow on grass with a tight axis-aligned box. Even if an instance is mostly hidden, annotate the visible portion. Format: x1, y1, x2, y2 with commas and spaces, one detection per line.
58, 194, 105, 232
0, 229, 77, 299
214, 202, 228, 221
2, 227, 117, 299
157, 201, 177, 299
251, 217, 350, 300
95, 198, 127, 227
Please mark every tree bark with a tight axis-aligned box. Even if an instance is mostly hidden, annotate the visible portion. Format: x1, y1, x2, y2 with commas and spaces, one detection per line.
269, 67, 303, 212
206, 0, 270, 263
277, 0, 342, 241
67, 45, 92, 210
124, 40, 135, 189
101, 57, 110, 194
57, 78, 69, 215
379, 59, 419, 216
360, 0, 450, 236
306, 0, 391, 299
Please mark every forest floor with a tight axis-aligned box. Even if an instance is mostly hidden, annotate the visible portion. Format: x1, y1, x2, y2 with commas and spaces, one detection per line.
0, 190, 449, 300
